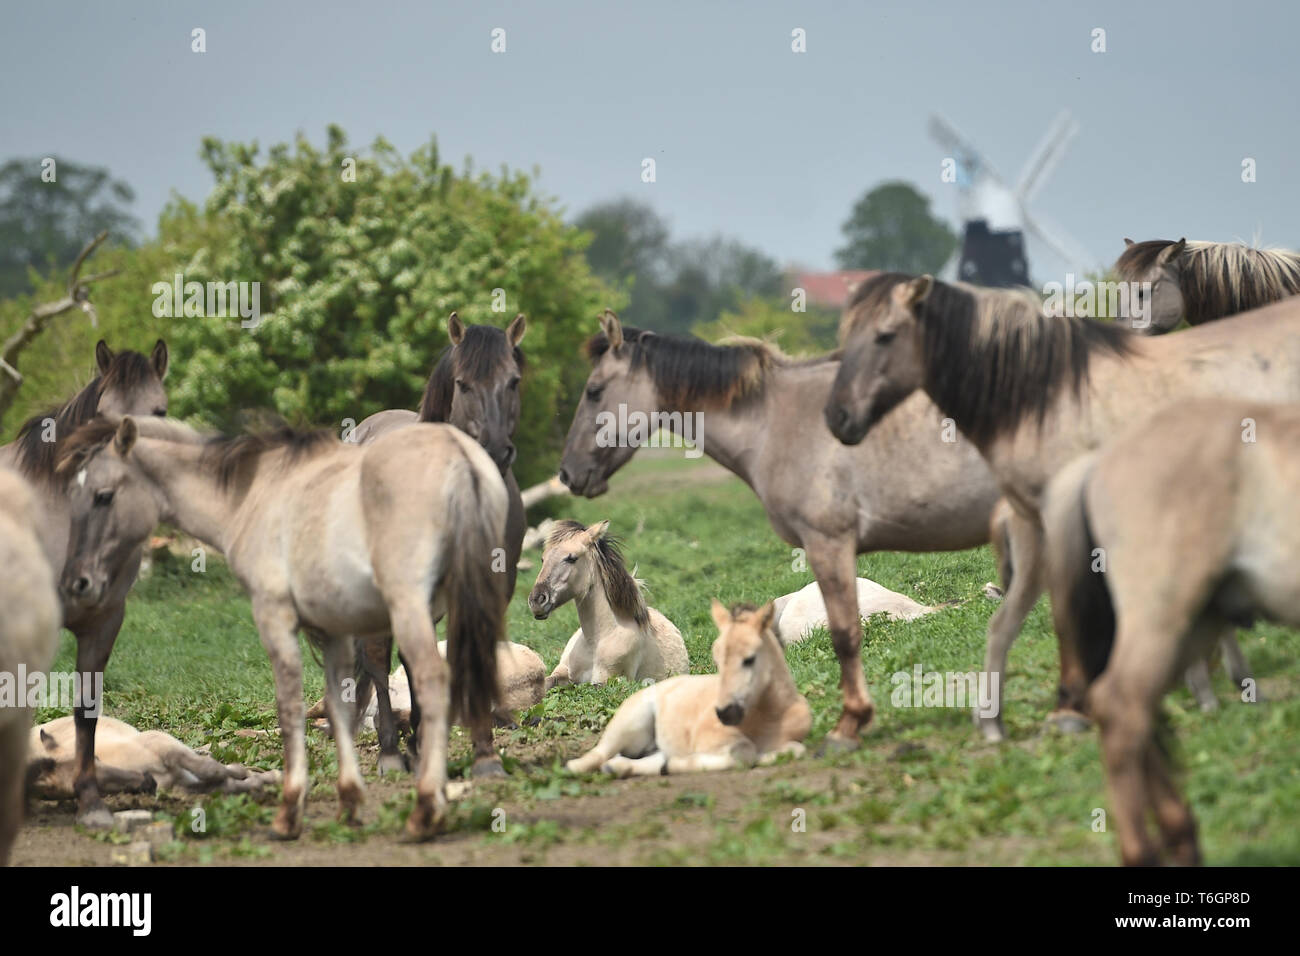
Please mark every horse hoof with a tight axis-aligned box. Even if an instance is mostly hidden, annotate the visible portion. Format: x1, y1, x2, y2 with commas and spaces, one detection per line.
77, 806, 114, 830
816, 735, 860, 758
974, 716, 1007, 742
1046, 710, 1091, 734
471, 756, 507, 779
377, 753, 409, 775
268, 825, 301, 842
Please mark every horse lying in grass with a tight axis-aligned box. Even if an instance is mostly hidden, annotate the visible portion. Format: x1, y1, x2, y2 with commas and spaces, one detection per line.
56, 415, 507, 840
0, 340, 169, 827
567, 600, 809, 777
1043, 398, 1300, 866
527, 519, 688, 689
26, 716, 281, 798
0, 468, 60, 865
771, 578, 937, 644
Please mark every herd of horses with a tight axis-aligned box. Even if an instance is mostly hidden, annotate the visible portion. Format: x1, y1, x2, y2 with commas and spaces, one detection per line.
2, 235, 1298, 866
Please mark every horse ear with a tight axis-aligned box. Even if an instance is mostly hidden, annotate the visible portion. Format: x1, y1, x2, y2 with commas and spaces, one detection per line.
1123, 237, 1135, 247
447, 312, 465, 346
710, 597, 730, 632
584, 519, 610, 542
115, 417, 138, 457
150, 339, 169, 380
95, 340, 113, 374
599, 309, 623, 349
756, 600, 776, 635
40, 728, 57, 751
906, 275, 934, 308
1157, 238, 1187, 265
507, 313, 527, 347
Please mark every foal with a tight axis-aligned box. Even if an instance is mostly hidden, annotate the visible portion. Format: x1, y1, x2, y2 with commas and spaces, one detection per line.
1044, 398, 1300, 865
567, 600, 810, 776
528, 519, 688, 688
57, 416, 507, 840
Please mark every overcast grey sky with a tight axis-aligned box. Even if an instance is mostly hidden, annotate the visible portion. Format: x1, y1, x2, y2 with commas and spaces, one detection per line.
3, 0, 1295, 279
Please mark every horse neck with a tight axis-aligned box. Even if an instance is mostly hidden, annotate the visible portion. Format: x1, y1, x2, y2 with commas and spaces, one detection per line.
756, 635, 800, 707
131, 437, 238, 551
572, 562, 632, 639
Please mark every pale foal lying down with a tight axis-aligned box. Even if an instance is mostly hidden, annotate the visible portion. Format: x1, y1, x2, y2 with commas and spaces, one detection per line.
772, 578, 936, 644
528, 519, 688, 689
27, 716, 281, 798
567, 600, 811, 777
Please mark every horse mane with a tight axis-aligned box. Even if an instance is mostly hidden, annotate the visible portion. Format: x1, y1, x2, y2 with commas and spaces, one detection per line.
1115, 239, 1300, 324
417, 324, 525, 422
916, 280, 1134, 447
839, 272, 916, 343
15, 349, 158, 485
202, 426, 338, 493
583, 326, 780, 409
547, 519, 648, 627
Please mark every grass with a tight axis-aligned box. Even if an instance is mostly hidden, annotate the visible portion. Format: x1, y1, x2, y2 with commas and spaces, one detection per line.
31, 451, 1300, 865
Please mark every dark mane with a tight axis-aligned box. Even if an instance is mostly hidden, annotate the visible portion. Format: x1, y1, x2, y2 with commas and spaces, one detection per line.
1116, 239, 1300, 325
917, 281, 1135, 447
417, 325, 525, 422
582, 326, 774, 410
840, 272, 915, 343
547, 519, 648, 627
53, 417, 121, 478
14, 350, 158, 485
201, 426, 338, 494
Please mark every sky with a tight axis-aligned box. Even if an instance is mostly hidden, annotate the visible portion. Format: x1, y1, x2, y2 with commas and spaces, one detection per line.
3, 0, 1296, 281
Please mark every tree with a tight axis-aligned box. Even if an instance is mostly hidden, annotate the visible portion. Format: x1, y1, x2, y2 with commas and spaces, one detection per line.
0, 158, 138, 298
834, 181, 958, 274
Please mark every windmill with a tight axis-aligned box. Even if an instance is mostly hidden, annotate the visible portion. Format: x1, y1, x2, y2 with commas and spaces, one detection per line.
930, 110, 1095, 286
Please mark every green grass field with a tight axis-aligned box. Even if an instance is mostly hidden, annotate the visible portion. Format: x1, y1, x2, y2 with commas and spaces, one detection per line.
19, 451, 1300, 866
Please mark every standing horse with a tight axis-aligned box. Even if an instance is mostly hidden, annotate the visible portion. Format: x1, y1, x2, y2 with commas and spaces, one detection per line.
0, 339, 169, 826
557, 310, 1006, 746
825, 275, 1300, 730
0, 468, 61, 864
1044, 398, 1300, 865
1114, 238, 1300, 334
342, 312, 526, 775
56, 415, 506, 839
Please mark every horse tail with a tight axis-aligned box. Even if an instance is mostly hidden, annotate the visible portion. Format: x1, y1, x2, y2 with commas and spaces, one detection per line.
442, 451, 506, 731
1045, 456, 1115, 685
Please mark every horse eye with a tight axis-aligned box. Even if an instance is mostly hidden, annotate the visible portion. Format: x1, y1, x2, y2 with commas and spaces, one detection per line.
563, 554, 578, 564
509, 376, 521, 390
875, 330, 896, 345
456, 379, 469, 391
94, 490, 114, 507
742, 654, 757, 667
586, 385, 604, 401
152, 407, 166, 417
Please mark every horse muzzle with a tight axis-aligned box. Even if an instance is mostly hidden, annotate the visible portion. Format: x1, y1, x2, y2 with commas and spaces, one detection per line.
528, 588, 554, 620
715, 703, 745, 726
60, 568, 106, 607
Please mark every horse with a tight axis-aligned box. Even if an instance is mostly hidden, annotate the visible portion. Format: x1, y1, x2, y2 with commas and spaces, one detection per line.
1114, 238, 1300, 334
527, 519, 689, 689
27, 715, 282, 798
825, 274, 1300, 731
556, 309, 1010, 747
1043, 398, 1300, 865
0, 339, 169, 827
55, 415, 507, 840
0, 468, 61, 865
566, 600, 810, 776
345, 312, 527, 774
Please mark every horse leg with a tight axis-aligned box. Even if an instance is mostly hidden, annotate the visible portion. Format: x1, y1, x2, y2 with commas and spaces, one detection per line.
251, 598, 308, 839
1090, 667, 1160, 866
1047, 521, 1093, 733
388, 598, 447, 840
1145, 742, 1201, 866
1184, 659, 1218, 712
322, 635, 365, 825
1219, 630, 1254, 698
0, 720, 25, 864
663, 739, 758, 775
808, 539, 873, 746
70, 604, 125, 828
566, 688, 657, 774
364, 634, 406, 774
978, 509, 1043, 741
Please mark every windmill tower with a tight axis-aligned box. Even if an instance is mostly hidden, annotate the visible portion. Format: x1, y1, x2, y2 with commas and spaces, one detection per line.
930, 110, 1095, 286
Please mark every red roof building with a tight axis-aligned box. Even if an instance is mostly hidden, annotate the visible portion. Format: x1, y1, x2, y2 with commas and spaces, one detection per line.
790, 270, 879, 310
